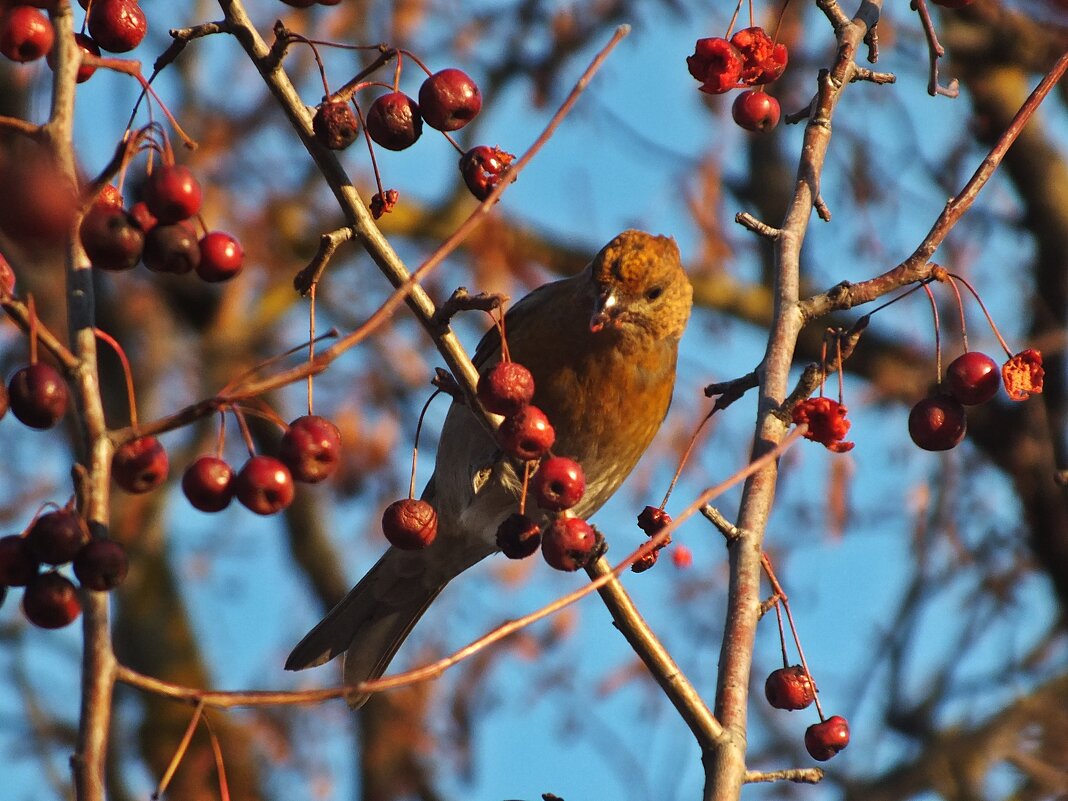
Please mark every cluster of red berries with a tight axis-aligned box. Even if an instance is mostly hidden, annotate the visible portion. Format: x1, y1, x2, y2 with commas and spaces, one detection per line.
81, 169, 244, 283
908, 348, 1044, 452
0, 504, 129, 630
687, 26, 788, 133
0, 0, 146, 70
764, 665, 851, 761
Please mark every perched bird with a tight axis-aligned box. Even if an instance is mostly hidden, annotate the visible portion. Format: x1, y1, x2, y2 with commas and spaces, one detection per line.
285, 229, 693, 705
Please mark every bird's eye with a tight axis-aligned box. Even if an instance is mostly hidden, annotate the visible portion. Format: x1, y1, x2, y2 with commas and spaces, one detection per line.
644, 285, 664, 301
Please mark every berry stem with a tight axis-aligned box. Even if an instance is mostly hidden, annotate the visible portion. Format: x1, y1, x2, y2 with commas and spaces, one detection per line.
217, 329, 340, 396
200, 714, 231, 801
440, 130, 465, 155
307, 284, 317, 416
213, 410, 227, 459
921, 283, 943, 384
660, 407, 715, 510
27, 294, 38, 366
410, 391, 441, 499
835, 334, 846, 405
948, 272, 1014, 357
399, 49, 434, 78
353, 102, 388, 201
93, 328, 138, 427
280, 32, 330, 98
519, 461, 533, 515
231, 407, 257, 460
153, 701, 205, 800
943, 272, 969, 352
726, 0, 745, 37
774, 601, 790, 667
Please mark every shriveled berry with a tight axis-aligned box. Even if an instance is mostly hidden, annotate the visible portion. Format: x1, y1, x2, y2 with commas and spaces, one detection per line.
87, 0, 146, 53
908, 395, 967, 451
541, 516, 601, 572
144, 165, 202, 224
279, 414, 342, 483
73, 539, 128, 590
79, 203, 144, 271
235, 456, 294, 515
196, 231, 244, 282
732, 90, 780, 133
531, 456, 585, 511
23, 572, 81, 628
637, 505, 671, 537
805, 715, 850, 761
495, 513, 541, 559
686, 37, 743, 94
26, 509, 89, 565
365, 92, 423, 151
182, 456, 235, 512
459, 145, 514, 201
112, 436, 168, 494
382, 498, 438, 550
313, 100, 359, 150
143, 222, 201, 274
477, 361, 535, 416
0, 534, 38, 586
765, 665, 816, 710
8, 363, 68, 429
418, 68, 482, 131
946, 352, 1000, 405
498, 405, 555, 461
730, 27, 787, 85
1, 5, 53, 62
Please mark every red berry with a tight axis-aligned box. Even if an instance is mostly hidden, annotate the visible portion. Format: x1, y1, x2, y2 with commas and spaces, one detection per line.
477, 361, 535, 416
541, 516, 601, 572
459, 145, 514, 201
730, 27, 787, 86
144, 165, 202, 224
0, 155, 78, 243
636, 505, 672, 537
686, 37, 743, 94
365, 92, 423, 151
47, 32, 100, 82
764, 665, 816, 710
804, 715, 850, 761
73, 539, 128, 590
0, 534, 38, 586
0, 5, 53, 62
196, 231, 244, 282
0, 251, 15, 295
279, 414, 342, 483
112, 436, 168, 494
181, 456, 235, 512
8, 362, 68, 429
945, 352, 999, 405
495, 513, 541, 559
79, 203, 144, 271
129, 200, 157, 233
235, 456, 295, 515
531, 456, 585, 512
382, 498, 438, 550
418, 68, 482, 131
23, 572, 81, 628
87, 0, 146, 54
95, 183, 124, 209
732, 90, 780, 133
908, 395, 967, 451
498, 405, 555, 461
312, 100, 359, 150
143, 222, 201, 274
26, 508, 89, 565
671, 545, 693, 569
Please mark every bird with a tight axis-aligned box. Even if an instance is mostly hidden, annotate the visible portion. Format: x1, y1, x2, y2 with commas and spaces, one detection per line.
285, 229, 693, 706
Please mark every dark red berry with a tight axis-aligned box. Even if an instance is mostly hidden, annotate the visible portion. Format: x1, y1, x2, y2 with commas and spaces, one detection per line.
23, 571, 81, 628
313, 100, 359, 150
382, 498, 438, 550
686, 37, 743, 94
477, 361, 535, 416
805, 715, 850, 761
946, 352, 1000, 405
235, 456, 295, 515
112, 436, 168, 494
908, 395, 967, 451
0, 381, 7, 420
541, 516, 601, 572
196, 231, 244, 282
47, 32, 100, 82
279, 414, 342, 483
143, 222, 201, 274
418, 68, 482, 131
732, 90, 780, 133
182, 456, 235, 512
637, 505, 672, 537
144, 165, 202, 224
0, 156, 78, 243
495, 513, 541, 559
765, 665, 816, 710
0, 534, 38, 586
26, 509, 89, 565
531, 456, 585, 512
370, 189, 398, 219
87, 0, 146, 54
8, 363, 68, 429
79, 203, 144, 271
930, 0, 974, 7
459, 145, 514, 201
73, 539, 128, 590
631, 543, 660, 573
1, 5, 53, 62
365, 92, 423, 151
0, 251, 15, 295
498, 405, 555, 461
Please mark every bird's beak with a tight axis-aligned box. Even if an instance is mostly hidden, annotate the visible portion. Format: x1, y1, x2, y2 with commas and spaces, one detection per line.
589, 286, 619, 333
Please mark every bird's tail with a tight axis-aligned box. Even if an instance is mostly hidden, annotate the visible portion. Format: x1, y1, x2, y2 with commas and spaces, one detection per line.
284, 545, 479, 708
